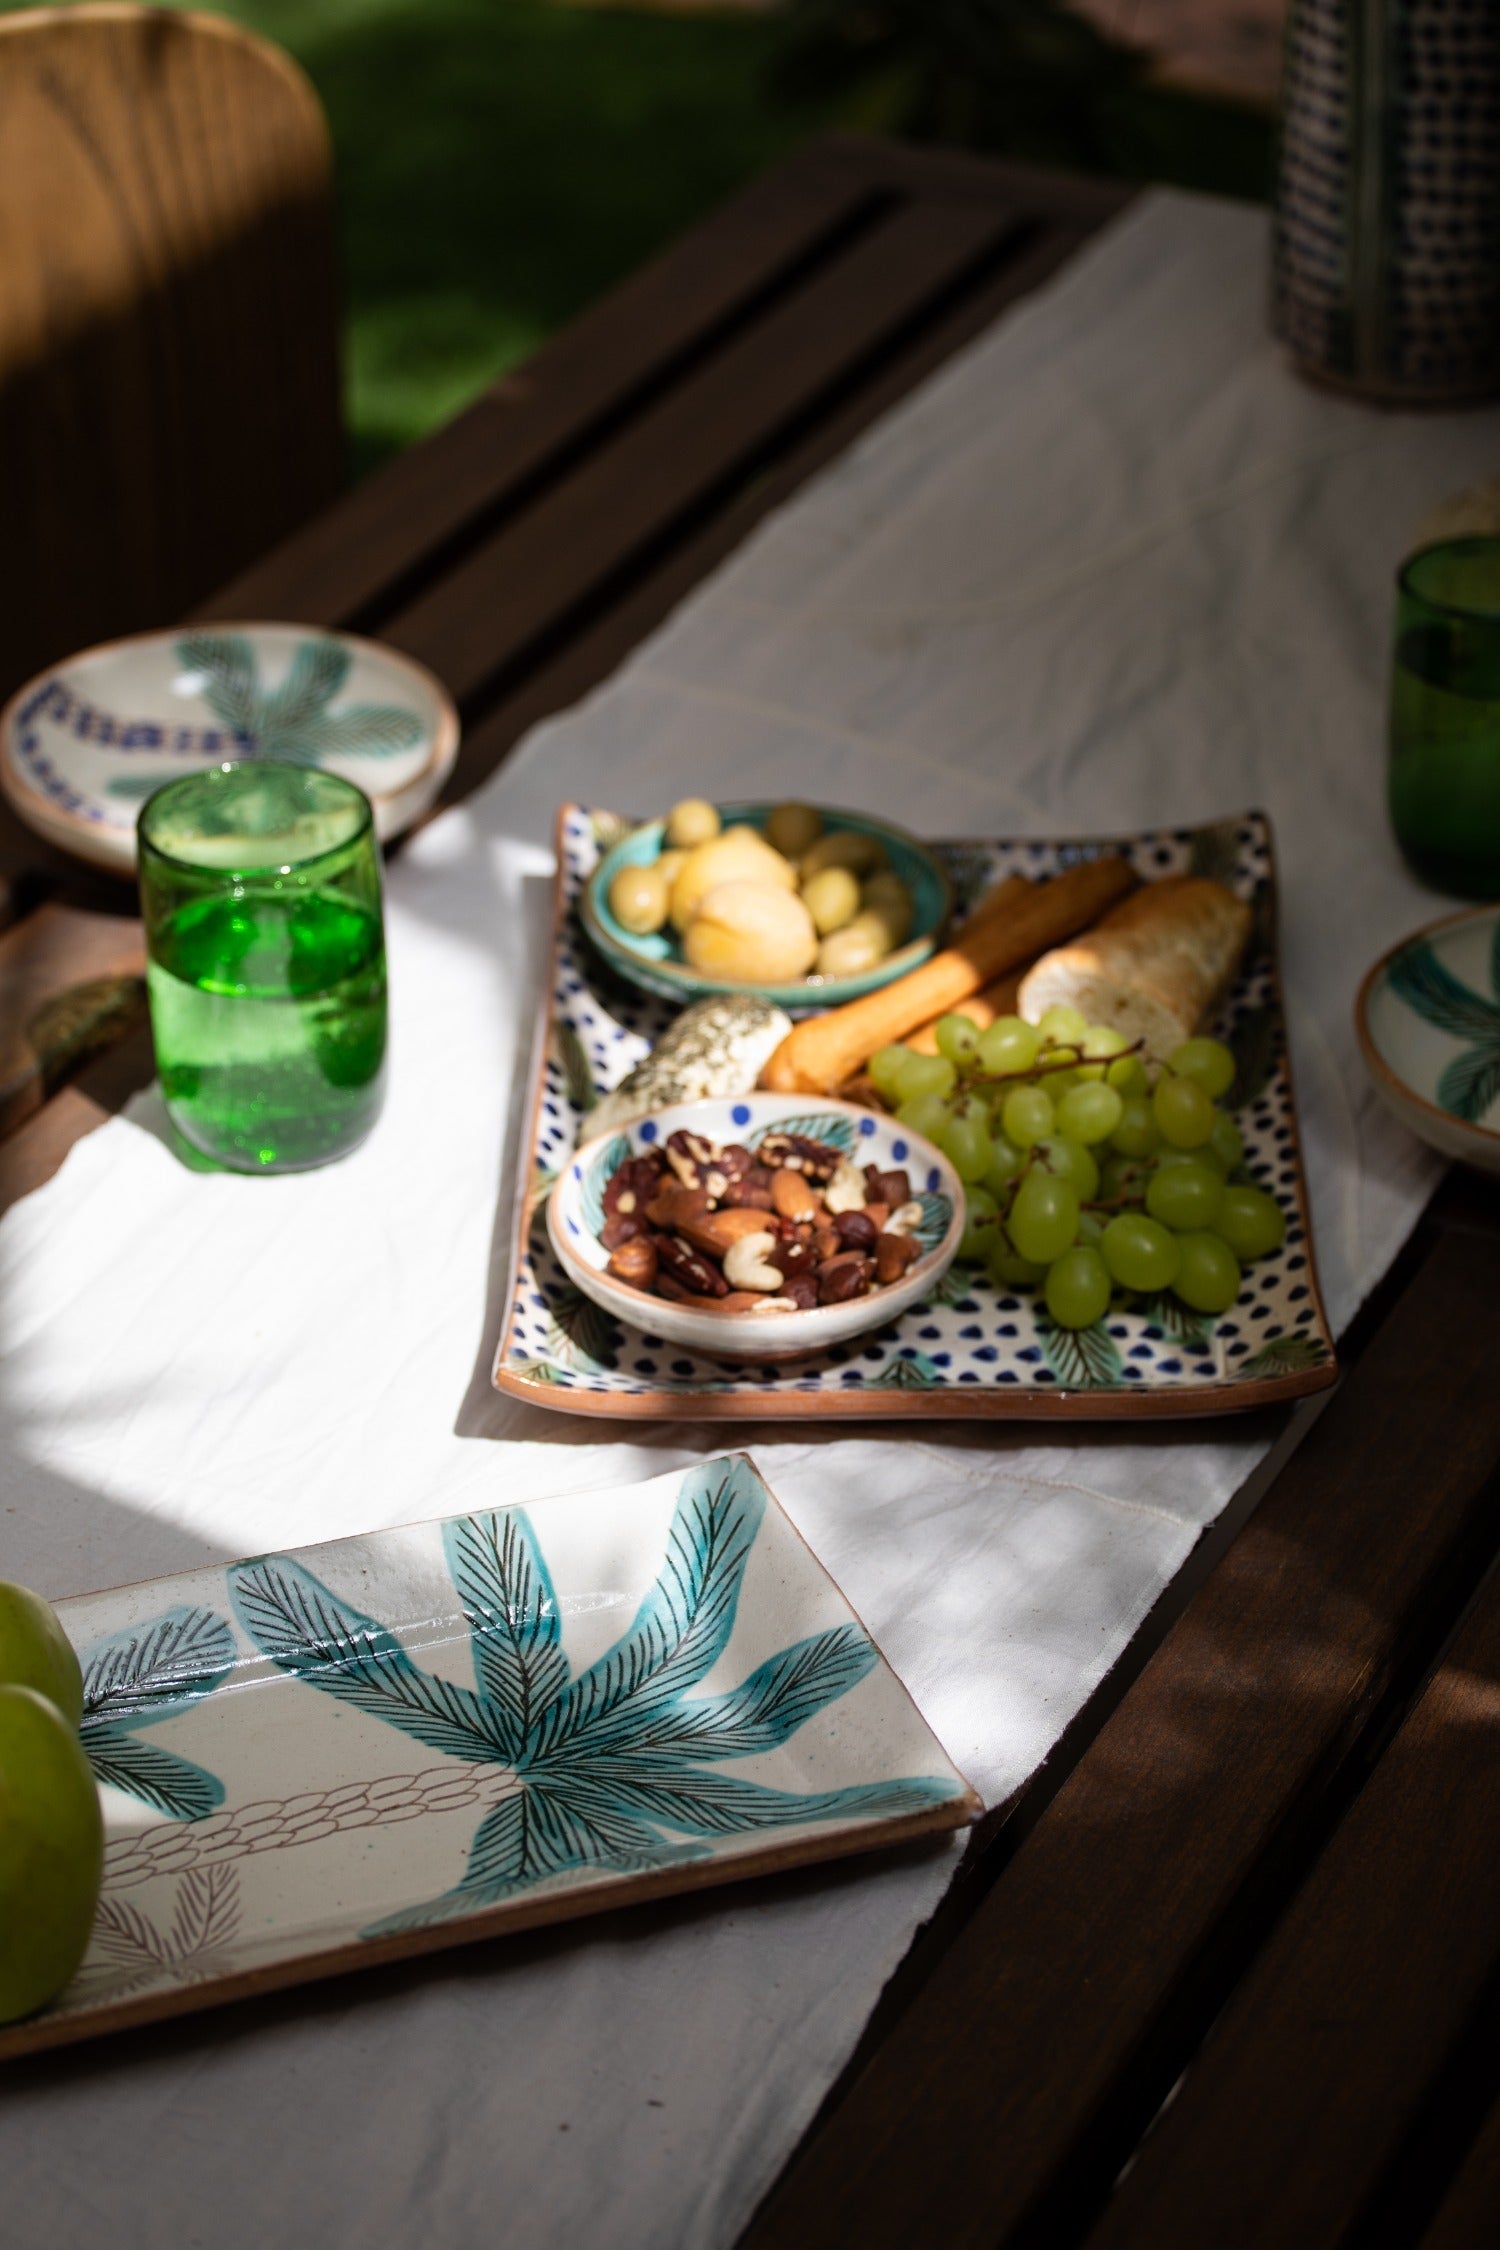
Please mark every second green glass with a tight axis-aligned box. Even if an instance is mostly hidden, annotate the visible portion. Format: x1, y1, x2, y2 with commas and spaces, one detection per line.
1389, 538, 1500, 900
139, 763, 388, 1173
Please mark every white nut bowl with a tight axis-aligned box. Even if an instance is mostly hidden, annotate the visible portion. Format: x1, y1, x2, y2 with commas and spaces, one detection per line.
547, 1095, 964, 1360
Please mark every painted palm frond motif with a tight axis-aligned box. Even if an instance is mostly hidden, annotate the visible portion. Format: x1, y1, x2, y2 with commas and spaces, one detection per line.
180, 631, 425, 767
1388, 931, 1500, 1123
228, 1460, 954, 1936
102, 633, 424, 798
80, 1606, 234, 1821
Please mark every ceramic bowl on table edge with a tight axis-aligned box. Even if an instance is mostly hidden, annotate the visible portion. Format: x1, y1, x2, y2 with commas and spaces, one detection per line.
1355, 902, 1500, 1174
579, 801, 953, 1012
0, 621, 460, 874
548, 1094, 965, 1360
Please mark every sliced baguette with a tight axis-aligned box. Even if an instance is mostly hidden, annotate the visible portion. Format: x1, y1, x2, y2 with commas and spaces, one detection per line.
1017, 875, 1252, 1059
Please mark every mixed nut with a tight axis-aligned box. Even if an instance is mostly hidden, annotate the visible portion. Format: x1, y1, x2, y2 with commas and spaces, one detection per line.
597, 1128, 928, 1314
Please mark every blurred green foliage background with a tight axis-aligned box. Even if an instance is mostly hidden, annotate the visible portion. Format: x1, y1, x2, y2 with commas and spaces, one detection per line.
1, 0, 1274, 478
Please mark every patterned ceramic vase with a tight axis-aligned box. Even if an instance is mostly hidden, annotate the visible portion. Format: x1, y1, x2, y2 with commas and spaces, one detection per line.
1272, 0, 1500, 401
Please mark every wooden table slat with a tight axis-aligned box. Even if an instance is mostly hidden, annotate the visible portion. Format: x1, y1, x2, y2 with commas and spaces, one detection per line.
1084, 1555, 1500, 2249
437, 210, 1104, 812
380, 196, 1033, 709
201, 139, 887, 632
740, 1226, 1500, 2250
1420, 2086, 1500, 2250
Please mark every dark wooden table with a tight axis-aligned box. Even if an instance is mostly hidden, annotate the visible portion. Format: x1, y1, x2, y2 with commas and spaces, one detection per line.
3, 133, 1499, 2249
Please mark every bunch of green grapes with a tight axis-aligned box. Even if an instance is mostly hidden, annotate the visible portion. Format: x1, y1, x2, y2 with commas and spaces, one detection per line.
867, 1007, 1286, 1331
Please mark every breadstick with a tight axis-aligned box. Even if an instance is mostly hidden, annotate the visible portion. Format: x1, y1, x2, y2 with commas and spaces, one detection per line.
1018, 875, 1251, 1060
760, 858, 1137, 1094
905, 969, 1025, 1054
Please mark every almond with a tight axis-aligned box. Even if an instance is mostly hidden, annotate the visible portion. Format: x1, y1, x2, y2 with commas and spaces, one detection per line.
770, 1167, 820, 1222
680, 1206, 777, 1257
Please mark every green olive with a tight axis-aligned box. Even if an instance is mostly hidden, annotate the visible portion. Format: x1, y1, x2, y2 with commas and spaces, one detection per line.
861, 871, 914, 946
665, 798, 722, 849
801, 865, 861, 936
608, 862, 670, 936
801, 829, 888, 880
764, 801, 822, 859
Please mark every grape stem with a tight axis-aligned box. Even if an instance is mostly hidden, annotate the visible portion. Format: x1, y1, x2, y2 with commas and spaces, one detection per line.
955, 1033, 1147, 1093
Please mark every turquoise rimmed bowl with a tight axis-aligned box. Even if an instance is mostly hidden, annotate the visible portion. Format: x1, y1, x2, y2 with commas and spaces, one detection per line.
549, 1094, 963, 1359
578, 802, 952, 1012
1356, 903, 1500, 1173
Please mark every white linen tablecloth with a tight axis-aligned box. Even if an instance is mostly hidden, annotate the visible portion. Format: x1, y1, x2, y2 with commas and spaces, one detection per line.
3, 188, 1496, 2249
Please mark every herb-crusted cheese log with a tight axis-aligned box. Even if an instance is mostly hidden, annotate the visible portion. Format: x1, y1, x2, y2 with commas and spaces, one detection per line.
1017, 875, 1252, 1060
589, 994, 793, 1140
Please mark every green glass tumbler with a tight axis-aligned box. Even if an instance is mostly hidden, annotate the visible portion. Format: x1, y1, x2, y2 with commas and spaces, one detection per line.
1389, 538, 1500, 900
138, 762, 388, 1173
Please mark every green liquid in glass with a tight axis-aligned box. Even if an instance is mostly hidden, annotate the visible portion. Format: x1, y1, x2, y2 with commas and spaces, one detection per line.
148, 884, 387, 1172
1389, 625, 1500, 898
1389, 539, 1500, 900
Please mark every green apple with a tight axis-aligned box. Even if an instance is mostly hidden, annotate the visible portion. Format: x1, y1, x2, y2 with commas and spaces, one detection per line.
0, 1685, 103, 2023
0, 1580, 84, 1728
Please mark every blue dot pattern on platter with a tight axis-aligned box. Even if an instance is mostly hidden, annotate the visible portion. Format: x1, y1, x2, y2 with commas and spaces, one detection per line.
499, 806, 1333, 1405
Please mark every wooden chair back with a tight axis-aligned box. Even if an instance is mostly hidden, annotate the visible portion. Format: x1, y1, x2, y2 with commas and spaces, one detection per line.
0, 5, 343, 703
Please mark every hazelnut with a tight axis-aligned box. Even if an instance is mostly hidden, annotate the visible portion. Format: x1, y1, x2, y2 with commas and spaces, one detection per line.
607, 1237, 659, 1291
875, 1232, 921, 1285
834, 1210, 878, 1251
817, 1253, 872, 1304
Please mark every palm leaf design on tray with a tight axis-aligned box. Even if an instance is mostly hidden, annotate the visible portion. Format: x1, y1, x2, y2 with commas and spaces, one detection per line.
1240, 1330, 1330, 1378
81, 1866, 243, 2002
1388, 926, 1500, 1123
228, 1460, 953, 1935
1038, 1315, 1124, 1389
79, 1606, 234, 1821
104, 633, 424, 797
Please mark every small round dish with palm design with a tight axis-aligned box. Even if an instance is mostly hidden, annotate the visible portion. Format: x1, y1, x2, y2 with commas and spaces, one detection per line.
549, 1094, 964, 1359
0, 623, 459, 873
1356, 903, 1500, 1173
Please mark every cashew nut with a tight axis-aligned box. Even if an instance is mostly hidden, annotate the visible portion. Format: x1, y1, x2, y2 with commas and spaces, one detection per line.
823, 1158, 868, 1214
885, 1200, 924, 1238
722, 1231, 784, 1292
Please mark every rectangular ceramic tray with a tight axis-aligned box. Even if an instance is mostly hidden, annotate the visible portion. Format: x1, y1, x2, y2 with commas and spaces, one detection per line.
3, 1456, 975, 2061
492, 808, 1336, 1422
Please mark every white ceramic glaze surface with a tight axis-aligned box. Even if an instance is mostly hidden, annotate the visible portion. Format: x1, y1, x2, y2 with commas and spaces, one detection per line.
0, 623, 459, 871
5, 1456, 976, 2061
548, 1096, 964, 1359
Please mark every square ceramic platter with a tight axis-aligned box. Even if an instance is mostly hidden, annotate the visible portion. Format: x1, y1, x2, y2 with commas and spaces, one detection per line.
491, 807, 1336, 1422
1, 1456, 976, 2061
